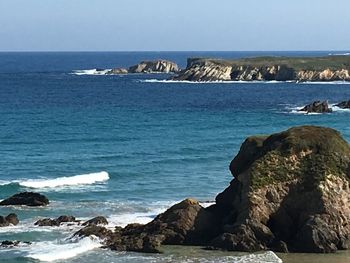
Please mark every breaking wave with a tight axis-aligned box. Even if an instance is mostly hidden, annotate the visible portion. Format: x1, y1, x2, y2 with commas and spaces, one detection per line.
0, 171, 109, 190
71, 69, 112, 75
26, 236, 102, 262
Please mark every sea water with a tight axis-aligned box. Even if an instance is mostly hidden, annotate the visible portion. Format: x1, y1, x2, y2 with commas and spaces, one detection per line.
1, 51, 350, 262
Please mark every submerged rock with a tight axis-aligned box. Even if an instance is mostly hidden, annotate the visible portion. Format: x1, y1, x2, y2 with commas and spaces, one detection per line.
0, 214, 19, 227
336, 100, 350, 109
0, 240, 31, 248
299, 100, 332, 113
35, 215, 77, 226
129, 60, 179, 74
0, 192, 49, 207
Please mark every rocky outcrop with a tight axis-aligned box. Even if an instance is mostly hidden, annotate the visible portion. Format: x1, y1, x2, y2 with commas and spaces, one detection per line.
0, 214, 19, 227
0, 192, 49, 207
35, 215, 77, 227
210, 126, 350, 253
128, 60, 179, 74
336, 100, 350, 109
82, 216, 108, 226
106, 68, 128, 74
173, 59, 232, 81
75, 198, 216, 253
172, 56, 350, 82
299, 101, 332, 113
74, 126, 350, 254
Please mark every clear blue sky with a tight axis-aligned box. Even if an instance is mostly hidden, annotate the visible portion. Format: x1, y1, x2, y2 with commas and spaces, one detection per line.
1, 0, 349, 51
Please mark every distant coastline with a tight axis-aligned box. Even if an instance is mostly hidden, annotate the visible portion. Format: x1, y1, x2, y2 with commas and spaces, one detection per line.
172, 55, 350, 82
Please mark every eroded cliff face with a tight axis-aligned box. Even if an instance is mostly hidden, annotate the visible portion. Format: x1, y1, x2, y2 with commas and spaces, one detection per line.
129, 60, 179, 73
172, 58, 350, 82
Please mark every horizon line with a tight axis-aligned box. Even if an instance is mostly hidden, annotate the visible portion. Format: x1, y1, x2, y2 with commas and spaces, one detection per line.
0, 50, 349, 53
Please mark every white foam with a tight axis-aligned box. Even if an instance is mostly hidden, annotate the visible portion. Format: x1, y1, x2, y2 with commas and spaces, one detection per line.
298, 81, 350, 85
19, 171, 109, 189
142, 79, 295, 84
72, 69, 112, 75
328, 52, 350, 56
26, 236, 102, 262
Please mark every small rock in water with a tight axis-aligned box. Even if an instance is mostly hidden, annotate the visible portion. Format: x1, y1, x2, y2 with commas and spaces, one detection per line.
0, 192, 49, 207
0, 240, 31, 248
0, 214, 19, 227
35, 215, 77, 226
299, 100, 332, 113
82, 216, 108, 226
335, 100, 350, 109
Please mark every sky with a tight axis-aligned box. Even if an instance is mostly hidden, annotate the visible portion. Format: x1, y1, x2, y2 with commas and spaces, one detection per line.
0, 0, 349, 51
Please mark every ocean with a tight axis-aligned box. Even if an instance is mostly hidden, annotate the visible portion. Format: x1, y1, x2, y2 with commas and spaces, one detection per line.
0, 51, 350, 262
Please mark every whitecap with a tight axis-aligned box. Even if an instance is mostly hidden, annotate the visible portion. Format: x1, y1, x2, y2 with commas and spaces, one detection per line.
18, 171, 109, 189
26, 236, 102, 262
72, 69, 111, 76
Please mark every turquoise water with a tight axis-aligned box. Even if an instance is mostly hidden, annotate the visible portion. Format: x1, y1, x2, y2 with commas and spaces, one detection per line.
1, 52, 350, 262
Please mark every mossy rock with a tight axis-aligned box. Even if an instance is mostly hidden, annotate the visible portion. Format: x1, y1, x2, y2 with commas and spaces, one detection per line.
230, 126, 350, 190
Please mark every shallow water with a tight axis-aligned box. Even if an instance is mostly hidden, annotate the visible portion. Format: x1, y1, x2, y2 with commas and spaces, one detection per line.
0, 51, 350, 262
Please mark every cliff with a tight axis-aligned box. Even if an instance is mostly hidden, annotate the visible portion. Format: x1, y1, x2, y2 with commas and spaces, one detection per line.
76, 126, 350, 254
128, 59, 179, 73
172, 56, 350, 82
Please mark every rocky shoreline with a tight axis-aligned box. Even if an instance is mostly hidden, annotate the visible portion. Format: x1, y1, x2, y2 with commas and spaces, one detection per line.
1, 125, 350, 255
171, 56, 350, 82
95, 59, 180, 75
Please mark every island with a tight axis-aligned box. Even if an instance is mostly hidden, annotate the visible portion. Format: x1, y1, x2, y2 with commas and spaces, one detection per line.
172, 55, 350, 82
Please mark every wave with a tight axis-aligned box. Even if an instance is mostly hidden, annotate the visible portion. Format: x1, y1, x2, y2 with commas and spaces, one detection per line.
72, 69, 112, 76
142, 79, 295, 84
26, 236, 102, 262
0, 171, 110, 190
328, 52, 350, 56
298, 81, 350, 85
17, 171, 109, 189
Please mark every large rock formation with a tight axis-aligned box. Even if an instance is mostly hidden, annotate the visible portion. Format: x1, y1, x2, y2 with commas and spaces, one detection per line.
128, 60, 179, 74
75, 126, 350, 254
0, 192, 49, 207
211, 126, 350, 253
172, 56, 350, 82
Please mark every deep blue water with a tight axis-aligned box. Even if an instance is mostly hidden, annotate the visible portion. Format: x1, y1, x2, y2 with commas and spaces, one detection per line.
1, 51, 350, 262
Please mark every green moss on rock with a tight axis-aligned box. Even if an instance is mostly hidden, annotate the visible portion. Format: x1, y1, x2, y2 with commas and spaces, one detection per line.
230, 126, 350, 190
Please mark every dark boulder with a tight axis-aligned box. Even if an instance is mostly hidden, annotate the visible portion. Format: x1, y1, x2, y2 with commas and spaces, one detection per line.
0, 240, 31, 248
0, 214, 19, 227
35, 215, 77, 227
0, 192, 49, 207
335, 100, 350, 109
299, 100, 332, 113
82, 216, 108, 226
74, 225, 113, 240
